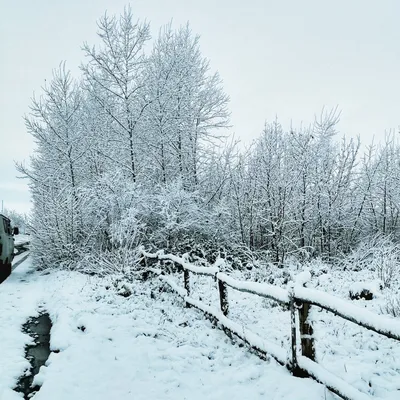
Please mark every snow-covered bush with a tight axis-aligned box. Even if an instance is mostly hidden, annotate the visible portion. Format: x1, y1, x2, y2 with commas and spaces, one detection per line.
75, 247, 143, 278
348, 280, 382, 300
29, 185, 85, 270
339, 235, 400, 288
383, 291, 400, 317
145, 181, 226, 249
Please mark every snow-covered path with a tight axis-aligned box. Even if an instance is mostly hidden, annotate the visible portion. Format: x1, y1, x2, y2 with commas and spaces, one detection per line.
0, 260, 334, 400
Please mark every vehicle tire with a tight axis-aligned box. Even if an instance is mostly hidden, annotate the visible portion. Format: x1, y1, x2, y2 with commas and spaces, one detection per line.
5, 262, 12, 276
0, 261, 11, 281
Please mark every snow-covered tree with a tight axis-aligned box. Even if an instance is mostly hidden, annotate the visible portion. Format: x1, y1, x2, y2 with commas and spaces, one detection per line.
19, 64, 86, 267
81, 6, 151, 182
20, 6, 400, 275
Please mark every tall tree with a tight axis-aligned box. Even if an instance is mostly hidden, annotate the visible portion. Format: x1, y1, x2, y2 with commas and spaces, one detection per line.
81, 6, 151, 182
19, 64, 85, 267
146, 24, 230, 188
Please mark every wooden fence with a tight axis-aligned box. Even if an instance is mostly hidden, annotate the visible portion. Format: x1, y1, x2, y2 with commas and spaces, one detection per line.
140, 248, 400, 400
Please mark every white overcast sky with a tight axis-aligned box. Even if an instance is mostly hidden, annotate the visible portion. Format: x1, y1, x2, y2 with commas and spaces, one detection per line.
1, 0, 400, 214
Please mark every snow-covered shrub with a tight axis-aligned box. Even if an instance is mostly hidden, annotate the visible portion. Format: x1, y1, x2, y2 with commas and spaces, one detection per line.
339, 235, 400, 288
30, 184, 85, 270
78, 172, 147, 251
383, 291, 400, 317
75, 246, 143, 278
376, 248, 400, 289
348, 281, 382, 300
147, 181, 226, 248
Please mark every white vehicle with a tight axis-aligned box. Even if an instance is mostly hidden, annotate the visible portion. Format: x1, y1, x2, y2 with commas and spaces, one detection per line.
0, 214, 19, 275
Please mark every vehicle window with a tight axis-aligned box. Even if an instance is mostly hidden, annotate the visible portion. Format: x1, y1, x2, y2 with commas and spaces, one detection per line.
3, 218, 11, 235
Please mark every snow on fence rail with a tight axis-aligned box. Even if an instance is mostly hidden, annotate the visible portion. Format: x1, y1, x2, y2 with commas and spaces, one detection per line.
295, 286, 400, 341
140, 248, 400, 400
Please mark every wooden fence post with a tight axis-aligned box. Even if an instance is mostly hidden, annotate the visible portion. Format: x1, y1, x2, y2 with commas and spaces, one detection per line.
184, 269, 190, 308
289, 291, 299, 374
289, 283, 315, 377
218, 278, 229, 316
298, 301, 315, 362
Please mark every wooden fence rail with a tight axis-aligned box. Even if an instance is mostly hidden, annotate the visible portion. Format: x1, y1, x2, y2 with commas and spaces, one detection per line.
141, 248, 400, 400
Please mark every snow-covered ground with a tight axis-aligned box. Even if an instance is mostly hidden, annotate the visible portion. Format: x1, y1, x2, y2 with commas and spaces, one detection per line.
185, 263, 400, 399
0, 258, 333, 400
1, 257, 399, 399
